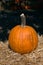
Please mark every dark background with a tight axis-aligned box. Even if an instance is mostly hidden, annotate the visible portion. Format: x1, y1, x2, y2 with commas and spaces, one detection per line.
0, 0, 43, 41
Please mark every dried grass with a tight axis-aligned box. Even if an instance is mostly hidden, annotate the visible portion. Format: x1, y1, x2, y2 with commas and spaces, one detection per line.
0, 34, 43, 65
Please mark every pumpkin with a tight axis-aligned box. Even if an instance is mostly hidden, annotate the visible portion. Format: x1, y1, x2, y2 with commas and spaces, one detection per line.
15, 0, 20, 3
25, 5, 30, 10
8, 13, 38, 54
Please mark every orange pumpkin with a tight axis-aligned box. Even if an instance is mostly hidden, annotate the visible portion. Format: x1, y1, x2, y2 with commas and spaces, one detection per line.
25, 5, 30, 10
15, 0, 20, 3
8, 14, 38, 54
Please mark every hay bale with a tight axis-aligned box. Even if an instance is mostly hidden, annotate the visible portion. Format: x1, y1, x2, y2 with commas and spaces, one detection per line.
0, 34, 43, 65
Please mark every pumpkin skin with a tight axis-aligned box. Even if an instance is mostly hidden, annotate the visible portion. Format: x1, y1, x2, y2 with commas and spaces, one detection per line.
8, 25, 38, 54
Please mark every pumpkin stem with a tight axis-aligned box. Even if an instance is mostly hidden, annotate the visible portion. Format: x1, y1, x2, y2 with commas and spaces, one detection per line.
20, 13, 26, 27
